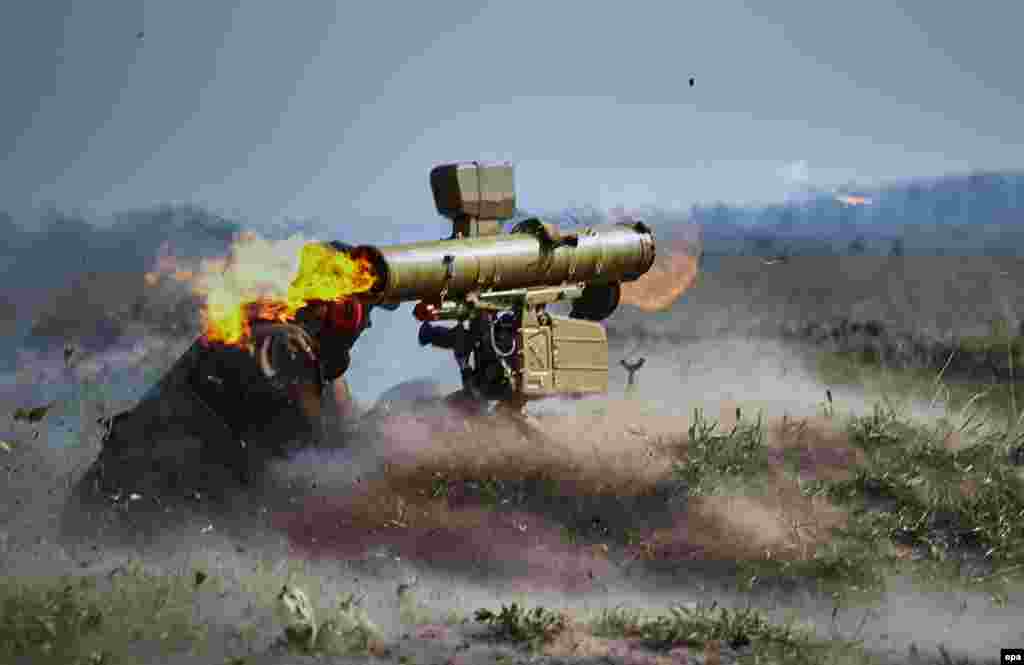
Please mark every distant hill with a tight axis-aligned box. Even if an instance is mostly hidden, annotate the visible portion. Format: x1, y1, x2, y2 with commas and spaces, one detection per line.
604, 170, 1024, 260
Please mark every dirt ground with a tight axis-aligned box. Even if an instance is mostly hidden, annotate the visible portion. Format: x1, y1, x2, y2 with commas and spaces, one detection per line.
3, 334, 1023, 664
5, 246, 1024, 663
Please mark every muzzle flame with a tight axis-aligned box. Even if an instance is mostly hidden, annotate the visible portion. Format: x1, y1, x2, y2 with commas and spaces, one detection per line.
144, 234, 379, 346
619, 248, 700, 312
611, 213, 701, 312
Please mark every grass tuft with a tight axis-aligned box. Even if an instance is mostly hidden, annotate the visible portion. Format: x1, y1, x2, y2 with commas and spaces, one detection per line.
312, 592, 384, 656
274, 583, 384, 657
474, 603, 569, 651
672, 408, 771, 495
590, 601, 875, 665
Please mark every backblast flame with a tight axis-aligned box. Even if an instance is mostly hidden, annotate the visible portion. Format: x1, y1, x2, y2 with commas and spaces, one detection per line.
286, 243, 378, 313
143, 233, 379, 346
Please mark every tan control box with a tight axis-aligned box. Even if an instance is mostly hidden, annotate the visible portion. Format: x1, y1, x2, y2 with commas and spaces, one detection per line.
517, 314, 609, 398
430, 162, 516, 231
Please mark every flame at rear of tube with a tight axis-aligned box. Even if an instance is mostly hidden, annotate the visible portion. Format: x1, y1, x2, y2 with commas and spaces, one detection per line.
142, 234, 381, 347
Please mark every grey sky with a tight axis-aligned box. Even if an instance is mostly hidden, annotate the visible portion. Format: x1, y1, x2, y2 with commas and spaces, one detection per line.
2, 0, 1022, 231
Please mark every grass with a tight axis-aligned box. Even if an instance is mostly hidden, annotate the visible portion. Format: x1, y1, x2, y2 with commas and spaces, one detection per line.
232, 558, 386, 657
737, 530, 889, 604
815, 343, 1024, 428
802, 409, 1024, 593
474, 603, 569, 651
0, 560, 207, 665
667, 366, 1024, 606
662, 405, 888, 602
281, 588, 384, 657
0, 558, 386, 663
476, 600, 880, 664
815, 342, 1024, 593
956, 328, 1024, 360
398, 582, 437, 627
596, 601, 812, 650
671, 407, 772, 496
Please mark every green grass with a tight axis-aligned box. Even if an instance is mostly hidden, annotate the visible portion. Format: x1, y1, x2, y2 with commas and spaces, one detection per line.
595, 601, 812, 650
671, 407, 772, 496
815, 346, 1023, 427
667, 376, 1024, 606
474, 603, 569, 652
476, 601, 881, 664
306, 592, 383, 656
238, 560, 384, 657
0, 558, 386, 664
666, 403, 885, 603
0, 560, 207, 665
802, 405, 1024, 596
737, 529, 889, 605
428, 470, 550, 509
956, 323, 1024, 358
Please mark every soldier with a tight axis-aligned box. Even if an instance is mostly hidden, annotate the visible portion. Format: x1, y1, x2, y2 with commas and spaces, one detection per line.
73, 296, 380, 503
418, 309, 521, 415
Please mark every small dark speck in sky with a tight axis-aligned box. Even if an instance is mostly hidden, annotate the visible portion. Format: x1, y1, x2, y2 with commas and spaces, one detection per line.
136, 31, 145, 40
689, 77, 695, 87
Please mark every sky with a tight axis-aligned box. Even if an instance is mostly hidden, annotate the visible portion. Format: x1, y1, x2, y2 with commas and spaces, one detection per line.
2, 0, 1022, 233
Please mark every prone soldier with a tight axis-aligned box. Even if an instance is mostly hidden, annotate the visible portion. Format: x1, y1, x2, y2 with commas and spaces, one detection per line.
75, 294, 382, 502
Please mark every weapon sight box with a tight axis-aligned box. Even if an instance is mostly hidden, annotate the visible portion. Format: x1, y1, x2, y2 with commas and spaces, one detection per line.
430, 162, 515, 236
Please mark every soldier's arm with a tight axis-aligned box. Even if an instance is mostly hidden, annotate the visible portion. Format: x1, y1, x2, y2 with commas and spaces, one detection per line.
419, 321, 458, 350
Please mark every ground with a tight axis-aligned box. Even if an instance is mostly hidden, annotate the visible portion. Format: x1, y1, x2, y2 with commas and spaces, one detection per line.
4, 256, 1024, 664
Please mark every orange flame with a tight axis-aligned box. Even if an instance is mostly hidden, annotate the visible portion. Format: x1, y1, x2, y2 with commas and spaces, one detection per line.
609, 212, 702, 312
838, 194, 871, 206
144, 234, 379, 346
620, 246, 700, 312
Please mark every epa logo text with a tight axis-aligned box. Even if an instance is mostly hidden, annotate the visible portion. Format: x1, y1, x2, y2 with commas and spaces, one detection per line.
1002, 647, 1024, 663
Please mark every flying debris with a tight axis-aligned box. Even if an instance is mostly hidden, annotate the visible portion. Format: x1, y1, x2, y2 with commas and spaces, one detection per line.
136, 31, 145, 41
688, 77, 695, 87
761, 255, 790, 266
13, 402, 55, 424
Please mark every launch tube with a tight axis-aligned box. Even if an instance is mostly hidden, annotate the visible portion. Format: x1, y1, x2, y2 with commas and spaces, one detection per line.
352, 220, 656, 305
